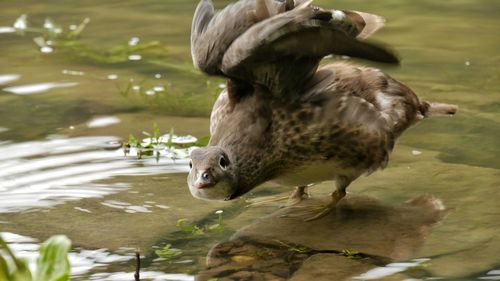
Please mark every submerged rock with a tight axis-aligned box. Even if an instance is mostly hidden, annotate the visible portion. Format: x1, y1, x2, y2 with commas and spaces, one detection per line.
198, 194, 448, 280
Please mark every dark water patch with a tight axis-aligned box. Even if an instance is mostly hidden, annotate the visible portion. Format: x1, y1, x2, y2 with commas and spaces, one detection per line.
479, 102, 500, 113
401, 113, 500, 170
0, 96, 143, 142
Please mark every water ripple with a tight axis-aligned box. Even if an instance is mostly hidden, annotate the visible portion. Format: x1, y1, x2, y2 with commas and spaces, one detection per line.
0, 136, 189, 213
1, 231, 195, 280
3, 81, 79, 95
0, 74, 21, 85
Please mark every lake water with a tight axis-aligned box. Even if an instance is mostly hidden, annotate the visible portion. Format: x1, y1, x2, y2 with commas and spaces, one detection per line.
1, 0, 499, 280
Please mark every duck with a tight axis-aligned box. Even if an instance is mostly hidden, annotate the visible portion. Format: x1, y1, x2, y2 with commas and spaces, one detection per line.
187, 0, 457, 220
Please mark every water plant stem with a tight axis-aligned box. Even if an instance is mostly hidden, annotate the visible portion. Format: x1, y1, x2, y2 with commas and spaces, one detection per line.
134, 250, 141, 281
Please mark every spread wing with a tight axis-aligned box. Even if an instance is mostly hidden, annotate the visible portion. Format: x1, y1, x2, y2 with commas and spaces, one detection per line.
221, 1, 399, 96
191, 0, 397, 86
191, 0, 254, 75
191, 0, 293, 75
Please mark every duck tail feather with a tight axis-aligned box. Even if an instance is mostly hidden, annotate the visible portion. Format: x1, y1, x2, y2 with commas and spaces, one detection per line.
421, 101, 458, 117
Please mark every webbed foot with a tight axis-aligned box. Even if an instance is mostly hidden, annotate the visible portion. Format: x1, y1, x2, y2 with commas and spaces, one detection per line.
246, 185, 310, 208
286, 185, 310, 206
281, 188, 347, 221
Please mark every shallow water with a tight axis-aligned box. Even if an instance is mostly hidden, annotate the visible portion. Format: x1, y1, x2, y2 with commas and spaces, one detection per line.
1, 0, 499, 280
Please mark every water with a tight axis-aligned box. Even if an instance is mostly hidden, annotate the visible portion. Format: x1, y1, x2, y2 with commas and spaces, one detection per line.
1, 0, 499, 280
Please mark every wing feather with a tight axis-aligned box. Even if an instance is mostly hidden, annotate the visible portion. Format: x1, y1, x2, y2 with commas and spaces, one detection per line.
221, 3, 398, 95
191, 0, 256, 75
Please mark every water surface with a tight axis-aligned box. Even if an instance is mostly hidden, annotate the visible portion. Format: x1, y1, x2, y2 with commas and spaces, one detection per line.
1, 0, 499, 280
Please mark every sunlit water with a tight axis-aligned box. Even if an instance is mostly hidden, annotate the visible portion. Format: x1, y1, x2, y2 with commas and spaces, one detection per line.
1, 0, 499, 280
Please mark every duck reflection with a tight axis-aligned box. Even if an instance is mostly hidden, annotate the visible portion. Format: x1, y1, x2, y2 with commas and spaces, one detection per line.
198, 195, 448, 281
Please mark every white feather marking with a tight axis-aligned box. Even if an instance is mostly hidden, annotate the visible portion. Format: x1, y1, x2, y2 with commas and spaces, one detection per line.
332, 10, 345, 20
375, 91, 392, 111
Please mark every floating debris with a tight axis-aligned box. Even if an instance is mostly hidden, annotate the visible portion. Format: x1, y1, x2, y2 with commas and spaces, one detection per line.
141, 137, 168, 146
107, 74, 118, 80
128, 54, 142, 61
411, 150, 422, 156
40, 46, 54, 53
62, 69, 85, 76
465, 61, 471, 66
153, 86, 165, 92
128, 36, 140, 46
171, 135, 198, 145
145, 90, 156, 96
43, 18, 55, 29
13, 14, 27, 30
154, 74, 162, 79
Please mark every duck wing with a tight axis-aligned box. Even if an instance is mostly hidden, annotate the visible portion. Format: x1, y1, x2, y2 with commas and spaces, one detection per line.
221, 1, 399, 96
191, 0, 253, 75
191, 0, 392, 80
191, 0, 294, 76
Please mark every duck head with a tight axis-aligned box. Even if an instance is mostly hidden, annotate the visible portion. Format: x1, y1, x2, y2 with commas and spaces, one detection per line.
187, 146, 239, 201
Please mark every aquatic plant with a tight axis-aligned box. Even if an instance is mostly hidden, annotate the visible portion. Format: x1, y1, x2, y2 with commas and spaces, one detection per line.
341, 249, 364, 259
154, 244, 183, 261
0, 235, 71, 281
6, 14, 169, 65
123, 124, 209, 160
288, 246, 313, 254
176, 210, 226, 236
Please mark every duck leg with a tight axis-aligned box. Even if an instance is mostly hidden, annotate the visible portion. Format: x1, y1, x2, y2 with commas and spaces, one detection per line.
304, 175, 350, 221
287, 185, 310, 206
246, 185, 310, 207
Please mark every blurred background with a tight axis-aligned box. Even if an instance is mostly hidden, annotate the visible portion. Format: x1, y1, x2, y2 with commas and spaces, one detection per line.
0, 0, 499, 280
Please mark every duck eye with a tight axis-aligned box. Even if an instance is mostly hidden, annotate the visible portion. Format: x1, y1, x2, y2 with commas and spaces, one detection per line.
189, 160, 193, 169
219, 156, 228, 170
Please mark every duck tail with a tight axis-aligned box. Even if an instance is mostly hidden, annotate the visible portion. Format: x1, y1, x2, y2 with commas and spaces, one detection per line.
420, 101, 458, 117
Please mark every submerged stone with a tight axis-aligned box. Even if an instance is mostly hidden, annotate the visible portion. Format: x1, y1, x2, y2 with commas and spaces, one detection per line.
199, 194, 447, 280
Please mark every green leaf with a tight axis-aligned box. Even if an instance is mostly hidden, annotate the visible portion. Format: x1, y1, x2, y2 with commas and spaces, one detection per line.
67, 18, 90, 39
0, 235, 33, 281
176, 219, 204, 235
207, 223, 221, 230
11, 259, 32, 281
154, 244, 182, 261
167, 128, 174, 149
35, 235, 71, 281
175, 218, 190, 232
153, 123, 160, 144
0, 255, 11, 281
128, 134, 139, 147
